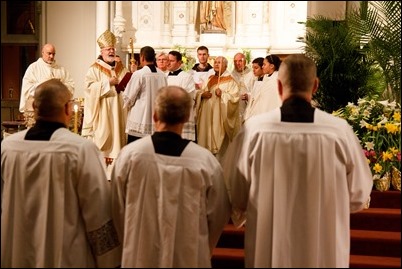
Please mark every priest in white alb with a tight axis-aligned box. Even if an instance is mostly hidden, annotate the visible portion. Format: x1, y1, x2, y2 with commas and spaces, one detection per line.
223, 54, 373, 268
19, 43, 75, 127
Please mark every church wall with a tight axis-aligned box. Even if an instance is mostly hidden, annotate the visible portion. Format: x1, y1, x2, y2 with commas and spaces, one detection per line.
44, 1, 96, 98
42, 1, 350, 98
308, 1, 347, 19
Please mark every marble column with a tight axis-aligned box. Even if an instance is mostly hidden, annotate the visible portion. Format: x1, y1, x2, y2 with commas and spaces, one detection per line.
96, 1, 109, 57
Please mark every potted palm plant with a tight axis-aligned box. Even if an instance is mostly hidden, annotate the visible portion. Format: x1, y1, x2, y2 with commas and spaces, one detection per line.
298, 1, 400, 112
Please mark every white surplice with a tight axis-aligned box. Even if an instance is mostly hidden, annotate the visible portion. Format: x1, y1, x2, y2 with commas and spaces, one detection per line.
243, 71, 281, 123
167, 71, 196, 141
19, 58, 75, 112
191, 68, 215, 87
122, 65, 167, 137
1, 128, 121, 268
110, 136, 231, 268
223, 108, 373, 268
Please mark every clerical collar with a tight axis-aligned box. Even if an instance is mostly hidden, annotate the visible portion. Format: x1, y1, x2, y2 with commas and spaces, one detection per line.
192, 63, 213, 72
25, 120, 67, 141
168, 69, 182, 76
280, 97, 315, 123
147, 64, 157, 73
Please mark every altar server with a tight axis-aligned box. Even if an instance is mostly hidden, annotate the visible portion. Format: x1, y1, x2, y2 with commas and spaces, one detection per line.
223, 54, 373, 268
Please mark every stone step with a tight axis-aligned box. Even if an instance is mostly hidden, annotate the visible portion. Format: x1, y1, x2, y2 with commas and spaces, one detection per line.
351, 208, 401, 232
213, 190, 401, 268
211, 248, 402, 268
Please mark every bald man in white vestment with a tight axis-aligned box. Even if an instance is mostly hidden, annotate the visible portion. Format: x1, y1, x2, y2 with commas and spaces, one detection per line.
19, 43, 75, 127
111, 86, 231, 268
1, 79, 121, 268
231, 52, 256, 121
223, 54, 373, 268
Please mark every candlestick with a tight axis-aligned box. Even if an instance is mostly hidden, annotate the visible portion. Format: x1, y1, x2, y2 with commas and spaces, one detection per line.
217, 64, 221, 89
129, 38, 135, 65
73, 104, 79, 134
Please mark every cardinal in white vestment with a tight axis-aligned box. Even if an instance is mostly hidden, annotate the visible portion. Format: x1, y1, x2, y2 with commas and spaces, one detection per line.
82, 29, 133, 167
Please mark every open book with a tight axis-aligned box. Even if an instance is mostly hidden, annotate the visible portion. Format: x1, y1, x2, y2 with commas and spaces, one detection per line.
116, 72, 132, 93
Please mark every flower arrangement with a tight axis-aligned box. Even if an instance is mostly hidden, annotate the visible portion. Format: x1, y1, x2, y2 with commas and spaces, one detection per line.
333, 98, 401, 191
172, 45, 196, 72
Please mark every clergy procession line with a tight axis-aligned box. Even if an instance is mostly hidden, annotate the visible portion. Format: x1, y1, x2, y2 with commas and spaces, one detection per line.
1, 29, 373, 268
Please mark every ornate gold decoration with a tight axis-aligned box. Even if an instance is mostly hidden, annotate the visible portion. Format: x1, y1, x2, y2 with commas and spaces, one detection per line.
364, 196, 371, 209
391, 166, 401, 191
97, 29, 116, 49
23, 110, 35, 128
374, 172, 391, 191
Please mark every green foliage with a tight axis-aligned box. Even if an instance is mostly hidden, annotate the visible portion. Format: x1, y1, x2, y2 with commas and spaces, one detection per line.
241, 48, 251, 65
172, 44, 196, 71
299, 17, 382, 113
348, 1, 401, 103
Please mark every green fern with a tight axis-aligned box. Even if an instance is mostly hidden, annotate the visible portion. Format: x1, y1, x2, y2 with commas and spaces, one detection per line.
348, 1, 401, 103
299, 16, 381, 113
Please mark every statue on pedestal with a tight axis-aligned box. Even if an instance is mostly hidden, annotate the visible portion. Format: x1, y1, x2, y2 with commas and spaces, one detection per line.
200, 1, 227, 33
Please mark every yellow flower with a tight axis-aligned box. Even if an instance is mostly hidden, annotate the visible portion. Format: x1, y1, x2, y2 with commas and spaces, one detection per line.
382, 151, 393, 161
385, 123, 399, 134
373, 163, 382, 173
334, 97, 401, 185
351, 107, 359, 116
393, 112, 401, 122
390, 147, 399, 155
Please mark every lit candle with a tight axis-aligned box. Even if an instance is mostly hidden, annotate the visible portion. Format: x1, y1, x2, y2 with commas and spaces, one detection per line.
73, 104, 79, 134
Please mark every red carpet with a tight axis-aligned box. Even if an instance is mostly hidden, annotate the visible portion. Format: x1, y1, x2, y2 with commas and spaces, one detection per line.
212, 190, 401, 268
